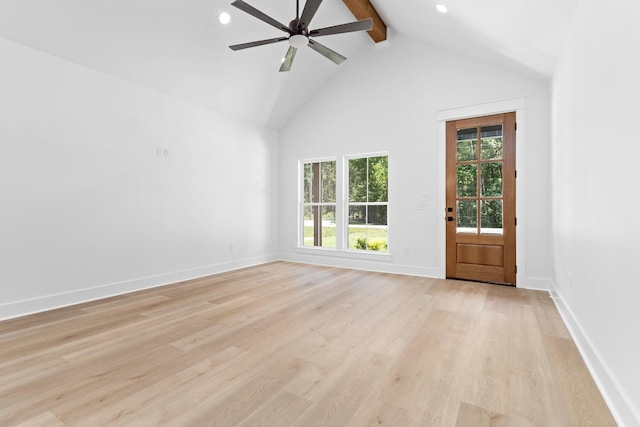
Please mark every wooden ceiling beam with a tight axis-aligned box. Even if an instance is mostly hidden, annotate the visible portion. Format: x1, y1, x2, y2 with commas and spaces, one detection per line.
342, 0, 387, 43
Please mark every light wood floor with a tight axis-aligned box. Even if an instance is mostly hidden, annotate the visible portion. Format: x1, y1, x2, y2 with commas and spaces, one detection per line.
0, 262, 616, 426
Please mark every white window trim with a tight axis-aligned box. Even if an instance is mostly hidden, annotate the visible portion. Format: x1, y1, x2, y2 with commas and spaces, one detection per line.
298, 153, 390, 259
343, 152, 390, 254
296, 246, 392, 261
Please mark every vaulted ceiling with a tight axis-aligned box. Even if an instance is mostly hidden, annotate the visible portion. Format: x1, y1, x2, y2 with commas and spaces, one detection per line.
0, 0, 578, 130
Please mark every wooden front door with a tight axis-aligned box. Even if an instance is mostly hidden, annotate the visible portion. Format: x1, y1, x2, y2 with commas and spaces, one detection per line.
446, 112, 516, 285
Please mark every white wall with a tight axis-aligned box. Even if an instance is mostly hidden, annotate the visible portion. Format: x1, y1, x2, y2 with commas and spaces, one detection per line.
551, 0, 640, 424
0, 37, 279, 320
279, 34, 552, 287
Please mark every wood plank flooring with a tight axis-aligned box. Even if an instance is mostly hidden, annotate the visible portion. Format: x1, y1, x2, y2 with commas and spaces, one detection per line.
0, 262, 616, 426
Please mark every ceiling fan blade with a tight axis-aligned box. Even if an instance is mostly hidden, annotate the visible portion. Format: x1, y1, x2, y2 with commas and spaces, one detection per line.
309, 18, 373, 37
299, 0, 323, 31
279, 46, 298, 72
308, 39, 346, 65
229, 36, 289, 51
231, 0, 290, 33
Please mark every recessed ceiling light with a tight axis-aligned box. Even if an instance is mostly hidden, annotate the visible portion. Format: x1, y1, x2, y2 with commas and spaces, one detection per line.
219, 12, 231, 25
436, 4, 448, 14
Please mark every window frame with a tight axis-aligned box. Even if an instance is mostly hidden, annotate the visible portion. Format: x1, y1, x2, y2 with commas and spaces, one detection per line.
299, 157, 337, 249
344, 152, 389, 253
297, 153, 391, 260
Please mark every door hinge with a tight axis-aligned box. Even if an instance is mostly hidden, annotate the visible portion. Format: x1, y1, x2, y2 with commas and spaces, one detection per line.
515, 170, 517, 178
515, 265, 518, 274
515, 122, 517, 131
515, 217, 518, 226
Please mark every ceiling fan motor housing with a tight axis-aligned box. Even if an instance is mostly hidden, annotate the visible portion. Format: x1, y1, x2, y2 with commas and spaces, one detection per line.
288, 18, 309, 48
289, 18, 307, 36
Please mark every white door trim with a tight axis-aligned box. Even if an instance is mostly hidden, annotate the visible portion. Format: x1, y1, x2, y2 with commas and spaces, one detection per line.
436, 98, 527, 286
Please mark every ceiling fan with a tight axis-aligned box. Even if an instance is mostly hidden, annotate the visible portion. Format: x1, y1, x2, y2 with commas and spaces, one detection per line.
229, 0, 373, 72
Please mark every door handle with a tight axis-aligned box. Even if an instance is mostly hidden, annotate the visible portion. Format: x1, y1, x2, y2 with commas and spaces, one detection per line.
446, 207, 455, 221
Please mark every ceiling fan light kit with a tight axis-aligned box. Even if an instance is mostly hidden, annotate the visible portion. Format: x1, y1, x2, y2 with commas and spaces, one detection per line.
229, 0, 373, 72
289, 34, 309, 49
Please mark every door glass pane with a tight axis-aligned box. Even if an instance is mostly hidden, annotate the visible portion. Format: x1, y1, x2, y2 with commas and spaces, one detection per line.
480, 125, 503, 160
457, 127, 477, 161
457, 164, 477, 197
321, 206, 336, 248
349, 158, 367, 202
481, 162, 503, 197
481, 200, 503, 234
348, 205, 367, 250
457, 200, 477, 234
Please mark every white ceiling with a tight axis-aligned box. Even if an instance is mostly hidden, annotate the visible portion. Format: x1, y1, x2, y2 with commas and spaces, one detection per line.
0, 0, 578, 130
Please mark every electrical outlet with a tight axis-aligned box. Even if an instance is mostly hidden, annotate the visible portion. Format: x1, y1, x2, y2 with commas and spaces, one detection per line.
156, 147, 169, 158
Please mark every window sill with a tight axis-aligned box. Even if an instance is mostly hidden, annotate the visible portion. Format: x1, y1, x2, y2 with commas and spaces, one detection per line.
295, 247, 393, 262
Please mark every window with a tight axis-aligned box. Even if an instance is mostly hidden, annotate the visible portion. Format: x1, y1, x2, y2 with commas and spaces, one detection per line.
299, 154, 389, 254
302, 160, 336, 248
347, 155, 388, 252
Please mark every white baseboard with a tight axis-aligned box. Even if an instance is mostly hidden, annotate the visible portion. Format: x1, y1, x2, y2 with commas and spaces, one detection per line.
279, 252, 441, 278
0, 254, 279, 321
283, 252, 554, 292
517, 276, 553, 291
550, 284, 640, 427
